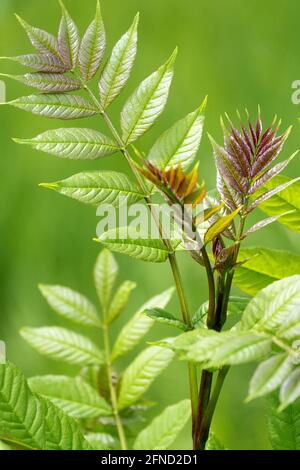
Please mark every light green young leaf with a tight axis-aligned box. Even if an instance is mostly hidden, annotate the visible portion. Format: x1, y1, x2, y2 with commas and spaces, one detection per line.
117, 346, 174, 410
94, 249, 118, 314
241, 275, 300, 335
38, 284, 101, 328
20, 326, 104, 366
121, 49, 177, 145
29, 375, 111, 419
255, 175, 300, 234
247, 354, 293, 401
0, 53, 66, 72
0, 72, 81, 93
0, 362, 45, 450
148, 102, 206, 170
16, 15, 62, 61
145, 308, 188, 331
79, 0, 105, 82
0, 441, 11, 450
40, 171, 144, 207
111, 287, 174, 360
58, 0, 80, 70
85, 432, 117, 450
280, 369, 300, 410
234, 247, 300, 296
9, 94, 99, 120
15, 128, 118, 159
267, 394, 300, 450
43, 397, 92, 450
106, 281, 137, 324
99, 14, 139, 110
133, 400, 190, 450
205, 207, 241, 244
96, 227, 176, 263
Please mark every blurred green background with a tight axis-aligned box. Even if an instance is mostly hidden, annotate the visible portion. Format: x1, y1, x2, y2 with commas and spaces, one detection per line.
0, 0, 299, 450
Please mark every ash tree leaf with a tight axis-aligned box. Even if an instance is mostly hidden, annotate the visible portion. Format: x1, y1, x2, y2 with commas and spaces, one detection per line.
106, 281, 137, 325
79, 0, 105, 82
0, 54, 67, 73
0, 362, 46, 450
0, 72, 81, 93
247, 177, 300, 213
280, 369, 300, 409
241, 275, 300, 335
99, 13, 139, 110
133, 400, 190, 450
247, 354, 293, 401
85, 432, 117, 450
15, 128, 118, 159
111, 287, 174, 360
234, 247, 300, 296
96, 227, 176, 263
9, 94, 99, 120
148, 101, 206, 170
94, 249, 118, 314
40, 171, 144, 207
204, 207, 241, 244
254, 175, 300, 234
38, 284, 101, 328
145, 308, 188, 331
16, 15, 63, 62
267, 393, 300, 450
244, 214, 292, 237
29, 375, 111, 419
43, 397, 92, 450
117, 346, 174, 410
20, 326, 104, 366
0, 440, 11, 450
58, 0, 80, 70
121, 49, 177, 145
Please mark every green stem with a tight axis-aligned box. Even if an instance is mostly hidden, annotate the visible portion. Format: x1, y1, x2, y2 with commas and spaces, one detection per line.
102, 323, 128, 450
81, 82, 199, 445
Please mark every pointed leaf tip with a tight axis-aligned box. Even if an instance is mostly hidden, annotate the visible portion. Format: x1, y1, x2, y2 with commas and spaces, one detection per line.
39, 182, 59, 190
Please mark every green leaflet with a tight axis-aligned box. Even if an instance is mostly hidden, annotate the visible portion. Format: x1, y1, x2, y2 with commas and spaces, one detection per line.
79, 0, 105, 82
267, 394, 300, 450
106, 280, 137, 324
133, 400, 191, 450
234, 247, 300, 296
29, 375, 111, 419
58, 1, 80, 70
15, 128, 118, 159
41, 171, 144, 207
280, 369, 300, 410
117, 346, 174, 410
9, 94, 99, 120
94, 249, 118, 314
99, 14, 139, 110
148, 102, 206, 170
16, 15, 62, 61
96, 227, 177, 263
0, 440, 11, 450
43, 397, 92, 450
0, 54, 67, 73
111, 287, 174, 360
145, 308, 188, 331
20, 326, 104, 366
121, 49, 177, 145
205, 432, 227, 450
241, 275, 300, 337
0, 72, 81, 93
39, 284, 100, 328
247, 354, 293, 401
205, 207, 241, 244
0, 362, 46, 450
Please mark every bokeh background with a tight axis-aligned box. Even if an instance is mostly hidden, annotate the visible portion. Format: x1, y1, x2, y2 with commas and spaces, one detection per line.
0, 0, 299, 450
